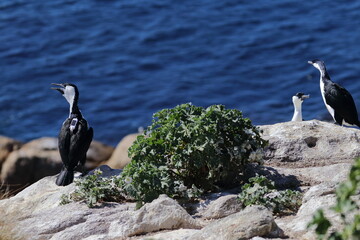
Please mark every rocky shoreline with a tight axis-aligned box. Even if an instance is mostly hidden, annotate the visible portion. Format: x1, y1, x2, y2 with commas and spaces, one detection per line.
0, 120, 359, 239
0, 134, 137, 193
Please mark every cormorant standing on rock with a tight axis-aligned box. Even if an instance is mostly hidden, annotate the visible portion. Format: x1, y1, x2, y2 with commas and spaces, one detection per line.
291, 92, 310, 121
51, 83, 93, 186
308, 59, 360, 127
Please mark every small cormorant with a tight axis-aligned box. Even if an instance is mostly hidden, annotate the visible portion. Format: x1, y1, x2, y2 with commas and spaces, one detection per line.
51, 83, 93, 186
308, 59, 360, 127
291, 92, 310, 122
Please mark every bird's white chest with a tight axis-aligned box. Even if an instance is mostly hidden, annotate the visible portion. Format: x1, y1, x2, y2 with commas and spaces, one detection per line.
320, 79, 335, 119
291, 101, 302, 122
291, 111, 302, 121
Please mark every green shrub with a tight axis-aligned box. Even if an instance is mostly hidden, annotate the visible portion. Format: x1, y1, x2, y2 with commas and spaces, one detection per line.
119, 103, 267, 203
60, 169, 125, 208
308, 158, 360, 239
238, 175, 302, 215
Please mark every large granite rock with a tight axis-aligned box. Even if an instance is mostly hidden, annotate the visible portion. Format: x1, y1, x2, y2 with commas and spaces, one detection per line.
1, 137, 62, 189
0, 135, 22, 171
0, 171, 200, 240
108, 195, 201, 238
85, 140, 114, 169
189, 205, 283, 240
201, 194, 242, 220
140, 229, 200, 240
276, 183, 341, 240
260, 120, 360, 167
0, 137, 114, 191
248, 162, 352, 189
105, 133, 139, 169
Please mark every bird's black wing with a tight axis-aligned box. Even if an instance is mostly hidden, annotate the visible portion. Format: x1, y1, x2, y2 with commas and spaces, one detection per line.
80, 126, 93, 166
324, 82, 359, 124
58, 119, 71, 166
68, 119, 93, 169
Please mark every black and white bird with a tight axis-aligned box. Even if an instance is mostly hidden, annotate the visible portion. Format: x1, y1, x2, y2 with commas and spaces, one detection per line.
291, 92, 310, 122
51, 83, 93, 186
308, 59, 360, 127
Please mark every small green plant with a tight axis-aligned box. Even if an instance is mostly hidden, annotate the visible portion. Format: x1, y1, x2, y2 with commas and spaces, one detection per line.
308, 158, 360, 239
119, 103, 267, 203
60, 169, 125, 208
238, 175, 302, 215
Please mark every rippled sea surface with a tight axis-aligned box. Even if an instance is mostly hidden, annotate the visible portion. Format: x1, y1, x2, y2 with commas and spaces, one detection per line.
1, 1, 360, 145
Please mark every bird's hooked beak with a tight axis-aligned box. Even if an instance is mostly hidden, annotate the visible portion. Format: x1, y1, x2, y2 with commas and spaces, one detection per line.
51, 83, 65, 94
307, 60, 314, 65
301, 94, 310, 100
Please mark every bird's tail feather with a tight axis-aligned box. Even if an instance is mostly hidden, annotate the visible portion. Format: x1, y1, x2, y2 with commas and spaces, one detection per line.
56, 167, 74, 186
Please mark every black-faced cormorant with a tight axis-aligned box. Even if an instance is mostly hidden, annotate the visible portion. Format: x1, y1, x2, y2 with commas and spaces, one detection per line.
51, 83, 93, 186
308, 59, 360, 127
291, 92, 310, 122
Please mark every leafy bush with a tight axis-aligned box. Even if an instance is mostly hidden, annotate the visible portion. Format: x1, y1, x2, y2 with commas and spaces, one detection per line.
308, 158, 360, 239
238, 175, 302, 215
60, 169, 125, 208
119, 103, 267, 203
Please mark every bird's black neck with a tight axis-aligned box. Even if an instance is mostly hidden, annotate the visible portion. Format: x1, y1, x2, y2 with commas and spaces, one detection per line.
69, 102, 83, 119
323, 71, 331, 81
319, 66, 331, 81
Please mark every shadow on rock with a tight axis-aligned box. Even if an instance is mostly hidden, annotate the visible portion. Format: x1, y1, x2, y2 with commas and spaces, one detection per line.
245, 164, 301, 190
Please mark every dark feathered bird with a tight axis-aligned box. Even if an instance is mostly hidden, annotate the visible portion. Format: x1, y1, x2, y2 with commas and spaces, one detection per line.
51, 83, 93, 186
308, 59, 360, 127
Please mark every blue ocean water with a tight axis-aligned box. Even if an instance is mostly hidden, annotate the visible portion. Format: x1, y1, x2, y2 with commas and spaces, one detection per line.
1, 0, 360, 146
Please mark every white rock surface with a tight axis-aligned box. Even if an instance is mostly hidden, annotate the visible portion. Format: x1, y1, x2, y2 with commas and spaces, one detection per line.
107, 195, 201, 238
189, 205, 283, 240
260, 120, 360, 167
276, 183, 340, 239
0, 176, 200, 240
201, 194, 242, 219
139, 229, 200, 240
